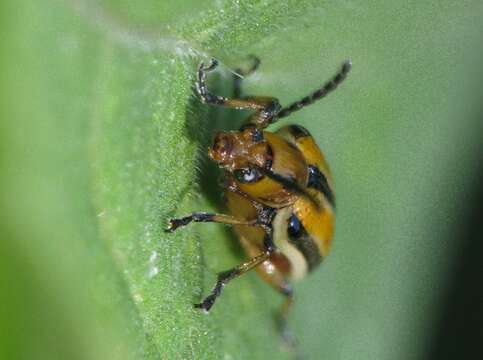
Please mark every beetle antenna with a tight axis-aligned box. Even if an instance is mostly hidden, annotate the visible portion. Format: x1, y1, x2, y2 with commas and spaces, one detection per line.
277, 60, 352, 119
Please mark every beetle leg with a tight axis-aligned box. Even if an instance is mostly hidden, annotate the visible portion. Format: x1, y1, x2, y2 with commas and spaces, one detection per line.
253, 257, 297, 349
194, 249, 271, 312
164, 212, 264, 233
196, 59, 281, 128
195, 233, 275, 312
267, 278, 294, 321
276, 60, 352, 120
233, 55, 261, 98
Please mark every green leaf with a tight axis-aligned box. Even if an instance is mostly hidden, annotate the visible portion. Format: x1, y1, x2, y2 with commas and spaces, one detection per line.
1, 1, 482, 360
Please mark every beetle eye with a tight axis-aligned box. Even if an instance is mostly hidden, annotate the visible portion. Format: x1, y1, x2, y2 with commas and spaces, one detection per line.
252, 129, 264, 143
287, 214, 305, 238
233, 167, 261, 183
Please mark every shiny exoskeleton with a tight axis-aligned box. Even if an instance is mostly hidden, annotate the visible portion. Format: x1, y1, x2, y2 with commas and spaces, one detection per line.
166, 57, 351, 328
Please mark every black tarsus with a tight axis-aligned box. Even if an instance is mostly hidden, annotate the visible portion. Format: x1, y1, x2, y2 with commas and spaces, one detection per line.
196, 59, 226, 105
165, 212, 214, 233
194, 267, 242, 312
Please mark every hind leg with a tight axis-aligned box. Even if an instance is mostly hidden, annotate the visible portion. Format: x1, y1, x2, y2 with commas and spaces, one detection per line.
253, 256, 298, 351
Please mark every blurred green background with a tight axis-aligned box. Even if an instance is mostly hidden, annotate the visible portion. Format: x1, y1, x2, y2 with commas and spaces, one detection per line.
1, 1, 482, 359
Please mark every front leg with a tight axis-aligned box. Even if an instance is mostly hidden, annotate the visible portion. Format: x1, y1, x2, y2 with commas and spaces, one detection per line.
196, 59, 281, 128
165, 212, 260, 233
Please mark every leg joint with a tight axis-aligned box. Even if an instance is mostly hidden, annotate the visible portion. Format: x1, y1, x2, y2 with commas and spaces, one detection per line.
263, 233, 276, 253
280, 283, 294, 297
217, 268, 241, 284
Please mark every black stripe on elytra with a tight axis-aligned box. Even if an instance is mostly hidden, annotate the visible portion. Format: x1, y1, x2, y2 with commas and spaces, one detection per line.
287, 213, 321, 271
258, 166, 320, 209
307, 165, 335, 208
260, 168, 309, 199
265, 144, 273, 170
289, 125, 311, 139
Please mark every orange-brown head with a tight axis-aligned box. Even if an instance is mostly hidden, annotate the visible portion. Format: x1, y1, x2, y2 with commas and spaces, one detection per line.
208, 126, 272, 176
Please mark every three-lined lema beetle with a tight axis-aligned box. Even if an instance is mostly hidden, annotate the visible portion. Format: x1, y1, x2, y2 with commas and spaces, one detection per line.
166, 57, 351, 330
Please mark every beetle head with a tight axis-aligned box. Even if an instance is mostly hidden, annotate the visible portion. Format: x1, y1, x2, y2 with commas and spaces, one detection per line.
208, 126, 272, 176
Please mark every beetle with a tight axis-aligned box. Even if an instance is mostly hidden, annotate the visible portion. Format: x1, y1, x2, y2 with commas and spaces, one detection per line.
166, 57, 351, 323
